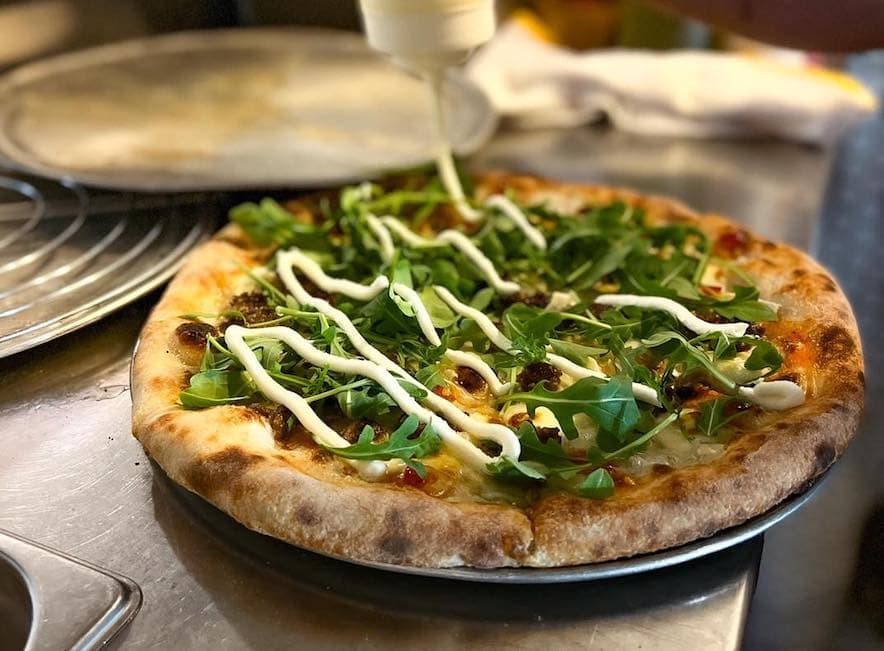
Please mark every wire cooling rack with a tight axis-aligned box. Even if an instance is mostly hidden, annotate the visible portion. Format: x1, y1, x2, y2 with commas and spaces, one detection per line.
0, 170, 216, 358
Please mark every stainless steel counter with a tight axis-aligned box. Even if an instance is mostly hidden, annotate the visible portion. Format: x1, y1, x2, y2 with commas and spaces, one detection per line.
2, 54, 883, 650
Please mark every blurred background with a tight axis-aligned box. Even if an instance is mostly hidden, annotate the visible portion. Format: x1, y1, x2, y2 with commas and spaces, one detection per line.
0, 0, 820, 71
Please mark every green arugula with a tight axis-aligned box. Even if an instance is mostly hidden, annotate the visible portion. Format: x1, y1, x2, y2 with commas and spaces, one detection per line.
179, 369, 256, 408
231, 198, 331, 251
577, 468, 615, 499
696, 398, 747, 437
502, 304, 563, 363
502, 375, 640, 441
321, 415, 442, 478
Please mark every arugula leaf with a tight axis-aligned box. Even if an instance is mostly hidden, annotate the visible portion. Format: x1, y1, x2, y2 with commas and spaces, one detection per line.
706, 285, 778, 322
486, 456, 547, 481
469, 287, 496, 312
486, 423, 574, 481
230, 198, 330, 250
502, 304, 563, 363
577, 468, 615, 499
592, 411, 679, 462
745, 339, 783, 372
180, 369, 256, 408
512, 421, 573, 470
696, 398, 747, 437
642, 330, 738, 392
503, 376, 640, 441
419, 287, 456, 327
337, 383, 397, 420
548, 339, 606, 366
321, 415, 442, 477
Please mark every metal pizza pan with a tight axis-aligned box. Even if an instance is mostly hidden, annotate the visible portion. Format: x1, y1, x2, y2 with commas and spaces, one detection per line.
0, 28, 497, 192
166, 455, 824, 584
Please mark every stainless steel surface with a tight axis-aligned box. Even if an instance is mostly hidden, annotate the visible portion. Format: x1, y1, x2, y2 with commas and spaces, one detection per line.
0, 529, 141, 651
0, 28, 497, 191
0, 124, 850, 648
0, 171, 215, 358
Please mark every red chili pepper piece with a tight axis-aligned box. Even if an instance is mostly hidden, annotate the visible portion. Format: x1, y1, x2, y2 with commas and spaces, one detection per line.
714, 229, 750, 257
402, 466, 425, 487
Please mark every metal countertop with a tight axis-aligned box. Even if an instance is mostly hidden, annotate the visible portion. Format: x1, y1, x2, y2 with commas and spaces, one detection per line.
2, 52, 883, 650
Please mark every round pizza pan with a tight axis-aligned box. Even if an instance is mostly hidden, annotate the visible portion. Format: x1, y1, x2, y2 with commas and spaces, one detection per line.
0, 28, 497, 192
163, 459, 825, 584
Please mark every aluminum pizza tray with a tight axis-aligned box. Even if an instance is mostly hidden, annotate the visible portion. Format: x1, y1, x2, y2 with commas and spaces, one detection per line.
168, 461, 825, 584
0, 28, 497, 192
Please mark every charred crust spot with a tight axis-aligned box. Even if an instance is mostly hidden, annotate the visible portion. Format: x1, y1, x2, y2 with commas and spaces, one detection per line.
742, 432, 768, 449
185, 446, 261, 497
379, 533, 411, 561
775, 421, 792, 431
730, 452, 748, 465
714, 229, 751, 258
295, 505, 320, 526
817, 325, 855, 366
650, 464, 673, 477
175, 322, 217, 349
517, 362, 562, 392
813, 442, 837, 474
662, 476, 688, 502
455, 366, 487, 393
378, 511, 412, 561
467, 538, 495, 563
815, 273, 837, 292
793, 269, 807, 278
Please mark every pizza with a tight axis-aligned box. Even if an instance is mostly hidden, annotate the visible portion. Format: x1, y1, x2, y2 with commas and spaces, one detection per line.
131, 172, 863, 568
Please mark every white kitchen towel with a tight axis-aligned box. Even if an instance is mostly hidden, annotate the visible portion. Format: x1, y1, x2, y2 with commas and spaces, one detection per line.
466, 17, 878, 146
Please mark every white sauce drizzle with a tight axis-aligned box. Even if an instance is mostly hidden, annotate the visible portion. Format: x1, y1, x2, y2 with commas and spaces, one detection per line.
595, 294, 749, 337
365, 214, 395, 263
486, 194, 547, 250
738, 380, 805, 410
434, 285, 663, 406
281, 249, 388, 301
426, 70, 483, 223
390, 282, 441, 346
437, 230, 521, 295
444, 349, 513, 396
225, 325, 388, 480
228, 325, 502, 473
379, 217, 441, 248
433, 285, 512, 349
276, 252, 521, 464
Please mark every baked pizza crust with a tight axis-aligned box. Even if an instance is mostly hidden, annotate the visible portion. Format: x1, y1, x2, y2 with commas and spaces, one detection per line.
131, 173, 864, 568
